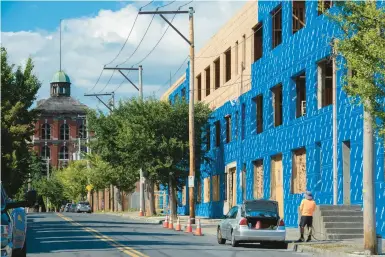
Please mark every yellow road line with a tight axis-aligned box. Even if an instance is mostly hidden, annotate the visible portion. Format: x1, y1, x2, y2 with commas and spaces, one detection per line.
56, 213, 148, 257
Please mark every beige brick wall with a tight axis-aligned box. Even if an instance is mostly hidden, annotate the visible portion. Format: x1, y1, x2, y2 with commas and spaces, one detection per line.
161, 1, 258, 109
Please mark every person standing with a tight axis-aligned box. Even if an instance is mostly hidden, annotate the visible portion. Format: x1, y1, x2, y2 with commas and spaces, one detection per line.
297, 191, 316, 242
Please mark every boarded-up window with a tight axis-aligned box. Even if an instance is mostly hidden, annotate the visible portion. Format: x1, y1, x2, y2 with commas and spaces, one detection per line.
253, 159, 263, 199
206, 126, 211, 150
214, 58, 220, 89
317, 58, 333, 108
242, 163, 246, 200
225, 115, 231, 143
205, 66, 211, 96
291, 148, 307, 194
197, 180, 202, 203
272, 84, 283, 127
292, 1, 306, 34
225, 48, 231, 82
255, 95, 263, 134
197, 74, 202, 101
253, 23, 263, 62
235, 41, 239, 75
242, 34, 246, 70
212, 175, 220, 202
272, 5, 282, 48
318, 0, 332, 15
215, 120, 221, 147
295, 72, 306, 118
241, 103, 246, 139
182, 186, 186, 205
235, 111, 238, 140
181, 88, 186, 100
224, 172, 228, 201
204, 177, 211, 203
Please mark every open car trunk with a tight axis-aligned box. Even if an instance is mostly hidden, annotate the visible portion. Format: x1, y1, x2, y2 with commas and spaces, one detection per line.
243, 200, 280, 230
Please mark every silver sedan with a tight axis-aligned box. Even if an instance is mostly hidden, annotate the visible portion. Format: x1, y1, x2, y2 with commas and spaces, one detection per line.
217, 199, 287, 248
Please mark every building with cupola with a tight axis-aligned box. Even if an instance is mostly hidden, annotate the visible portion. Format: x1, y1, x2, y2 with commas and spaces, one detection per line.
32, 70, 89, 168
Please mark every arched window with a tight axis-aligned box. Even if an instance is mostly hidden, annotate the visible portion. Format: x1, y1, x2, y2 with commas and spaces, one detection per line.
41, 123, 51, 139
59, 146, 68, 160
78, 125, 87, 139
60, 124, 69, 140
41, 145, 50, 159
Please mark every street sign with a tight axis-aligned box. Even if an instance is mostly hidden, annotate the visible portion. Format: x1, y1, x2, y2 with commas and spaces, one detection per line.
188, 176, 194, 188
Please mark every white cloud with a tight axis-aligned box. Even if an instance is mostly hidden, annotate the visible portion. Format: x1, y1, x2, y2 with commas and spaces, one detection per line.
1, 1, 247, 108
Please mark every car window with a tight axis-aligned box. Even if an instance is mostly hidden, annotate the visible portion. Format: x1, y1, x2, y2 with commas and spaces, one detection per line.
244, 201, 278, 217
229, 206, 238, 219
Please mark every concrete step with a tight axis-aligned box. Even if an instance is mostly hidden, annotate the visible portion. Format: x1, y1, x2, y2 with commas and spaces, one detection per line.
324, 222, 363, 229
325, 228, 364, 234
327, 234, 363, 240
319, 205, 362, 211
323, 216, 363, 223
321, 210, 363, 217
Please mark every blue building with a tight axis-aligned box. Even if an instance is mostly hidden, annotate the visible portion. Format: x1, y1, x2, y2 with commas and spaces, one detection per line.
162, 1, 385, 237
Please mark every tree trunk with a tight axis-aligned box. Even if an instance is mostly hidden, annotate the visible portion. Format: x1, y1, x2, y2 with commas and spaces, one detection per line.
169, 176, 177, 221
145, 180, 156, 216
115, 187, 122, 212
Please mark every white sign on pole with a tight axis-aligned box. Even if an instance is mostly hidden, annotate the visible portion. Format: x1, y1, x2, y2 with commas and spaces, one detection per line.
188, 176, 194, 188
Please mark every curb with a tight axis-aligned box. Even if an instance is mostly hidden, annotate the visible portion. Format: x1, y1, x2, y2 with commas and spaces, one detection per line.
94, 212, 163, 224
290, 243, 371, 257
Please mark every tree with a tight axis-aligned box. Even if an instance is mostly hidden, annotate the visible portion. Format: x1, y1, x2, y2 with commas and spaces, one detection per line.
1, 47, 41, 196
56, 161, 88, 202
328, 1, 385, 134
33, 172, 66, 210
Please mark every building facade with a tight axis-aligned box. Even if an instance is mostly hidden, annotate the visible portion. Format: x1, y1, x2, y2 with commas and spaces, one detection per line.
162, 0, 385, 236
33, 71, 88, 168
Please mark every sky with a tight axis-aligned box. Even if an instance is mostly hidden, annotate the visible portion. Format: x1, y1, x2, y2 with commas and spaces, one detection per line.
1, 0, 247, 111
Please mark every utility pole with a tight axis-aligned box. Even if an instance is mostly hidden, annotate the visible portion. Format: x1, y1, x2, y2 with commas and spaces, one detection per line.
46, 158, 50, 212
102, 66, 144, 214
139, 5, 196, 223
332, 44, 338, 205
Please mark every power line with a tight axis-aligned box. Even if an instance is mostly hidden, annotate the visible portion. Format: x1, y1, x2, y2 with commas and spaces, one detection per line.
98, 70, 116, 93
157, 0, 176, 9
178, 0, 193, 8
155, 55, 189, 95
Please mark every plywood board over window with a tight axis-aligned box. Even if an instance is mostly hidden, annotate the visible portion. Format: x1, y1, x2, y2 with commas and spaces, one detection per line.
182, 186, 186, 205
197, 180, 202, 203
253, 159, 263, 199
291, 148, 307, 194
204, 177, 211, 203
212, 175, 220, 202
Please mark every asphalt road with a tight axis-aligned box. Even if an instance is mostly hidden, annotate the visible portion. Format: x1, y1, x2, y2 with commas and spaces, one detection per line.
26, 212, 315, 257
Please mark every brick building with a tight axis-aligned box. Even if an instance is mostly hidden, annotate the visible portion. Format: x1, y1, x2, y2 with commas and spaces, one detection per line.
161, 0, 385, 237
33, 71, 88, 168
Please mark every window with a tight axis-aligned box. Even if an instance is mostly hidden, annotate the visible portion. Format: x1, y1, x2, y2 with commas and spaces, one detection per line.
214, 58, 220, 89
205, 67, 211, 96
317, 58, 333, 108
315, 142, 322, 191
253, 23, 263, 62
253, 159, 263, 199
78, 124, 87, 139
291, 148, 307, 194
242, 35, 246, 70
235, 41, 239, 75
197, 74, 202, 101
272, 84, 283, 127
175, 94, 179, 102
272, 5, 282, 48
59, 146, 69, 160
181, 88, 186, 100
224, 172, 228, 201
293, 1, 306, 34
41, 145, 51, 159
241, 103, 246, 140
215, 120, 221, 147
294, 72, 306, 118
242, 163, 246, 200
225, 48, 231, 82
204, 177, 211, 203
255, 95, 263, 134
206, 126, 211, 150
196, 179, 202, 203
235, 111, 239, 140
60, 124, 69, 140
81, 146, 87, 153
212, 175, 220, 202
318, 0, 332, 15
225, 115, 232, 143
41, 123, 51, 140
228, 206, 238, 219
182, 186, 187, 205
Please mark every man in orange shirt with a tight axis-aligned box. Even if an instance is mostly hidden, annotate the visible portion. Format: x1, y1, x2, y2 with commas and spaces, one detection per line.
297, 191, 316, 242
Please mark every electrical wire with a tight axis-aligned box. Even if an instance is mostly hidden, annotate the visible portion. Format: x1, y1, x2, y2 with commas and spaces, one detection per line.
157, 0, 176, 9
178, 0, 193, 8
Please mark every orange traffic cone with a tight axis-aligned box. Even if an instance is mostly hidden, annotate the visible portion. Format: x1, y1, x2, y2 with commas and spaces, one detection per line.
139, 208, 144, 217
255, 220, 261, 229
168, 216, 174, 229
185, 217, 192, 233
163, 215, 169, 228
194, 218, 203, 236
175, 217, 181, 231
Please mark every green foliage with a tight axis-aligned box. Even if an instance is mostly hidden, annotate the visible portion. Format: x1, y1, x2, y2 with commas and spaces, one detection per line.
1, 47, 41, 196
33, 172, 65, 209
56, 161, 88, 202
328, 1, 385, 135
86, 154, 115, 191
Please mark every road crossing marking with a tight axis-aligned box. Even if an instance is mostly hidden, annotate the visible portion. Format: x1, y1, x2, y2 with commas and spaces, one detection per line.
56, 213, 148, 257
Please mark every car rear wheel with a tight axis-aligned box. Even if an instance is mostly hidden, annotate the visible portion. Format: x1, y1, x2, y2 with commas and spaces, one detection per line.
13, 241, 27, 257
231, 231, 238, 247
217, 228, 226, 244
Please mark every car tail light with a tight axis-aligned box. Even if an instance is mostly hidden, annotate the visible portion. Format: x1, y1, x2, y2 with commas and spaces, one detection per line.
279, 219, 285, 226
239, 218, 248, 226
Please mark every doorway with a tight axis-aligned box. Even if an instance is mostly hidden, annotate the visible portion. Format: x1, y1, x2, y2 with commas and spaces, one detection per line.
342, 141, 351, 205
271, 154, 284, 218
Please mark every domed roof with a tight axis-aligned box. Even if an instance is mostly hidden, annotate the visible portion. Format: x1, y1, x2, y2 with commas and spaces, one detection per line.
51, 71, 71, 83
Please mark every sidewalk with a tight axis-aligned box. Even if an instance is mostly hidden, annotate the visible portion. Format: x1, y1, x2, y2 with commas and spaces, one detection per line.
96, 211, 384, 256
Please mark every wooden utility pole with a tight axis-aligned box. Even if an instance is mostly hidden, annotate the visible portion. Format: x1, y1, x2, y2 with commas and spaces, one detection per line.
332, 44, 338, 205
